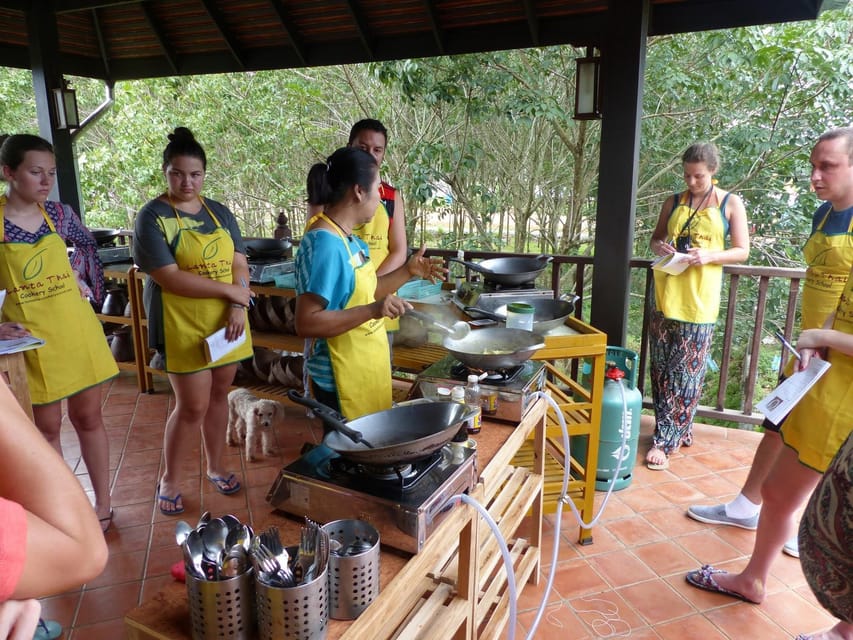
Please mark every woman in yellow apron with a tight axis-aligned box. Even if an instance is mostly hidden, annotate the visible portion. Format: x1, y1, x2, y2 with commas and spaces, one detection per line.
296, 146, 443, 420
647, 142, 750, 469
133, 128, 254, 516
0, 134, 117, 532
686, 265, 853, 607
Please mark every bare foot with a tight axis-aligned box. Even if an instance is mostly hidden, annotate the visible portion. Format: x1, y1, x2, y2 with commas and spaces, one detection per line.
803, 621, 853, 640
710, 570, 765, 604
645, 447, 669, 470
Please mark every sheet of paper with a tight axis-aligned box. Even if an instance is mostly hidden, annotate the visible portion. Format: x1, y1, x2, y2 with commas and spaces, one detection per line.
0, 336, 45, 355
203, 327, 247, 363
756, 357, 832, 425
651, 252, 691, 275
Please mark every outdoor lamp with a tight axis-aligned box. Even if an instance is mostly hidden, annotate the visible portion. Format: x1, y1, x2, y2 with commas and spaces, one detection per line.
52, 78, 80, 130
573, 48, 601, 120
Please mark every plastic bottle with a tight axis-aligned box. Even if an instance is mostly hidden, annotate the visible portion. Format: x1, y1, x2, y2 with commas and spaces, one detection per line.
465, 375, 483, 434
450, 386, 470, 442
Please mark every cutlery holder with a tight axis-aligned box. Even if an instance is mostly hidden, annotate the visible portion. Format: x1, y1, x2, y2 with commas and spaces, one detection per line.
321, 519, 380, 620
255, 546, 329, 640
186, 568, 255, 640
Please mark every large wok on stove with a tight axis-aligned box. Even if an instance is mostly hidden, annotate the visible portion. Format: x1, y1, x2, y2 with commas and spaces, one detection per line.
447, 255, 552, 287
443, 327, 545, 370
287, 391, 478, 465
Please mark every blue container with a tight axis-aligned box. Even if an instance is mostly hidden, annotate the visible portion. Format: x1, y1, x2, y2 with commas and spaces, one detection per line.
572, 347, 642, 491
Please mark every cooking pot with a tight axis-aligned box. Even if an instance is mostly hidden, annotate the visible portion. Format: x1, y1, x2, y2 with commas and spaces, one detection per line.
245, 238, 291, 260
447, 255, 552, 287
464, 296, 576, 334
442, 327, 545, 370
287, 391, 479, 465
89, 228, 121, 247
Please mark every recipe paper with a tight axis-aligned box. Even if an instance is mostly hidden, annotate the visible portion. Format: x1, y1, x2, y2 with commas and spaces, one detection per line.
651, 252, 691, 275
0, 336, 45, 355
756, 357, 832, 425
203, 327, 247, 363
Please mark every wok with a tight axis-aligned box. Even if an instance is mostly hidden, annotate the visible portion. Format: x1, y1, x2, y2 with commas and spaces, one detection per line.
447, 255, 551, 287
443, 327, 545, 370
287, 391, 479, 465
245, 238, 291, 259
89, 228, 121, 247
464, 296, 576, 334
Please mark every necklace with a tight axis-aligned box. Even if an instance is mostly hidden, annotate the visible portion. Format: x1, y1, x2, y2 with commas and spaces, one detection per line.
327, 215, 353, 240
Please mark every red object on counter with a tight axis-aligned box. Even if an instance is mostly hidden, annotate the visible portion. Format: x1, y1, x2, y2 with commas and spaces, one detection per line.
170, 561, 186, 583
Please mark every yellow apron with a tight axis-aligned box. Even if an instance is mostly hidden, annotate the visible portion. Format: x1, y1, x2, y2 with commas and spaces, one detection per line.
316, 213, 392, 419
653, 192, 727, 324
161, 198, 253, 373
0, 199, 117, 404
801, 208, 853, 329
782, 267, 853, 472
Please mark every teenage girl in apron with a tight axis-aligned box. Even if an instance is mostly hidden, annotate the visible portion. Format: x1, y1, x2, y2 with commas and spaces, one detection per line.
296, 147, 443, 420
132, 128, 254, 516
0, 134, 117, 532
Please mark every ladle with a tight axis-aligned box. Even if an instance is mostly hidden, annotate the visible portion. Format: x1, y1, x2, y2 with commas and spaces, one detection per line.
175, 520, 193, 547
406, 309, 470, 340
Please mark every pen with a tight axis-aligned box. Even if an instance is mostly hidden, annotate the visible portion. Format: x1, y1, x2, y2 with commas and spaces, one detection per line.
239, 278, 254, 308
774, 331, 801, 361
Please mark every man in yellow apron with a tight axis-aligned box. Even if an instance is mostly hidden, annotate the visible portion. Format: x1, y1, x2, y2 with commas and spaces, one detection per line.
687, 128, 853, 551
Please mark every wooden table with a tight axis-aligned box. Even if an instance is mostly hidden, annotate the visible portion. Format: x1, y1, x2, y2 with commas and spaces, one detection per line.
125, 399, 547, 640
0, 351, 33, 420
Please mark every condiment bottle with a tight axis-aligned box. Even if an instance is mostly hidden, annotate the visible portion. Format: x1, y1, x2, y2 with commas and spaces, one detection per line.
450, 385, 470, 441
506, 302, 535, 331
482, 390, 498, 416
465, 375, 483, 434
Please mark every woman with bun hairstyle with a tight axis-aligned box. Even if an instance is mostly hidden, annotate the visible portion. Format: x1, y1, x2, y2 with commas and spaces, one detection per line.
297, 146, 443, 419
0, 133, 116, 532
133, 127, 254, 515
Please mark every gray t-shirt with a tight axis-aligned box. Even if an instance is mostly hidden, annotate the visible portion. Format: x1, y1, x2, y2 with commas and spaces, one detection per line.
132, 197, 246, 351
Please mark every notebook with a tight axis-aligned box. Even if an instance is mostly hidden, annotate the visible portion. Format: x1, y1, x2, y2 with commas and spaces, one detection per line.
203, 327, 248, 363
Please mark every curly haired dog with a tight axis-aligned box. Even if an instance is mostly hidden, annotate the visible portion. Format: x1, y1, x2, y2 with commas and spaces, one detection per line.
226, 388, 284, 461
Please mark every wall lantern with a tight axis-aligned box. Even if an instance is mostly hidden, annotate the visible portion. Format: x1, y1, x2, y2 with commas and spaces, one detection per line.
52, 78, 80, 130
573, 48, 601, 120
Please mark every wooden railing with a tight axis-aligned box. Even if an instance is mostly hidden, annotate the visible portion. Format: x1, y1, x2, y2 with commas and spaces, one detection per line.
428, 249, 807, 428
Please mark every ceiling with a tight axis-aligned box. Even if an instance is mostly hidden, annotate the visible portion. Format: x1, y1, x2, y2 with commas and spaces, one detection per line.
0, 0, 844, 82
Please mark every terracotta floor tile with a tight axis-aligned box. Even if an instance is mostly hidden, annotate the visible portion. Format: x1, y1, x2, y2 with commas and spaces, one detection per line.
569, 590, 648, 634
674, 530, 743, 565
516, 569, 563, 611
568, 525, 624, 557
642, 506, 709, 536
549, 558, 609, 599
38, 591, 82, 632
761, 588, 837, 636
704, 602, 791, 639
655, 613, 730, 639
516, 601, 591, 640
632, 540, 698, 577
76, 581, 143, 626
86, 550, 146, 589
664, 455, 716, 479
617, 486, 673, 513
68, 617, 129, 640
605, 514, 666, 547
106, 522, 153, 555
616, 578, 695, 625
588, 549, 656, 588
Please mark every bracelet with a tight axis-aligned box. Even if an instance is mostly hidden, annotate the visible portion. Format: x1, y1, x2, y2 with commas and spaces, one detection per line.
231, 303, 245, 309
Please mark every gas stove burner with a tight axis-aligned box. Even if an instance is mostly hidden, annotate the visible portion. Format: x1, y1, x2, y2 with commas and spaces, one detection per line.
450, 361, 525, 386
326, 450, 444, 492
483, 280, 536, 292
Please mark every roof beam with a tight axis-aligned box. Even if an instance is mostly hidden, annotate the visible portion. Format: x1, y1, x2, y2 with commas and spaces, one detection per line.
267, 0, 306, 65
199, 0, 246, 70
54, 0, 138, 13
91, 7, 112, 80
139, 1, 178, 75
420, 0, 445, 54
341, 0, 374, 59
519, 0, 540, 46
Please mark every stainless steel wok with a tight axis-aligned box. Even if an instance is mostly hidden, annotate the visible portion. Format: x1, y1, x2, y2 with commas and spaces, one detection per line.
443, 327, 545, 370
447, 255, 552, 287
464, 296, 576, 334
287, 391, 478, 465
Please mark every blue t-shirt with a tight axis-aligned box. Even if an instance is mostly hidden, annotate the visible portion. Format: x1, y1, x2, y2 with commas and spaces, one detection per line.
296, 228, 370, 390
811, 202, 853, 236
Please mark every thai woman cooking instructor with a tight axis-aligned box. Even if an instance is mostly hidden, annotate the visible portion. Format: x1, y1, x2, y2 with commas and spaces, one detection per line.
296, 146, 444, 419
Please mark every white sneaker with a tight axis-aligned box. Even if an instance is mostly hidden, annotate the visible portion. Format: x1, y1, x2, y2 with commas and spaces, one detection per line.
782, 535, 799, 558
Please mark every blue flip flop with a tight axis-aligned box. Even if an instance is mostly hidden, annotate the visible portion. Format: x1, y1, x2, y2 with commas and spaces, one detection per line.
33, 618, 62, 640
206, 473, 241, 495
157, 484, 184, 515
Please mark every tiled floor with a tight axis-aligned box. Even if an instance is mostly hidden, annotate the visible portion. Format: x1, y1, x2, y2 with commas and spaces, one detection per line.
42, 372, 834, 639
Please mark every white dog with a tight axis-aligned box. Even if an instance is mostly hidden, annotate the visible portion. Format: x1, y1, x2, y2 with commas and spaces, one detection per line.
226, 388, 284, 462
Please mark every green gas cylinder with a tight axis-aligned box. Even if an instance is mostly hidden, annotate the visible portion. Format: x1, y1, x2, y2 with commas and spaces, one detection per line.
572, 347, 642, 491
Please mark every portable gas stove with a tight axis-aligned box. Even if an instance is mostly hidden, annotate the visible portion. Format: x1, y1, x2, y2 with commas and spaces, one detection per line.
266, 442, 477, 554
247, 258, 295, 284
97, 244, 132, 265
409, 355, 546, 424
453, 281, 555, 315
